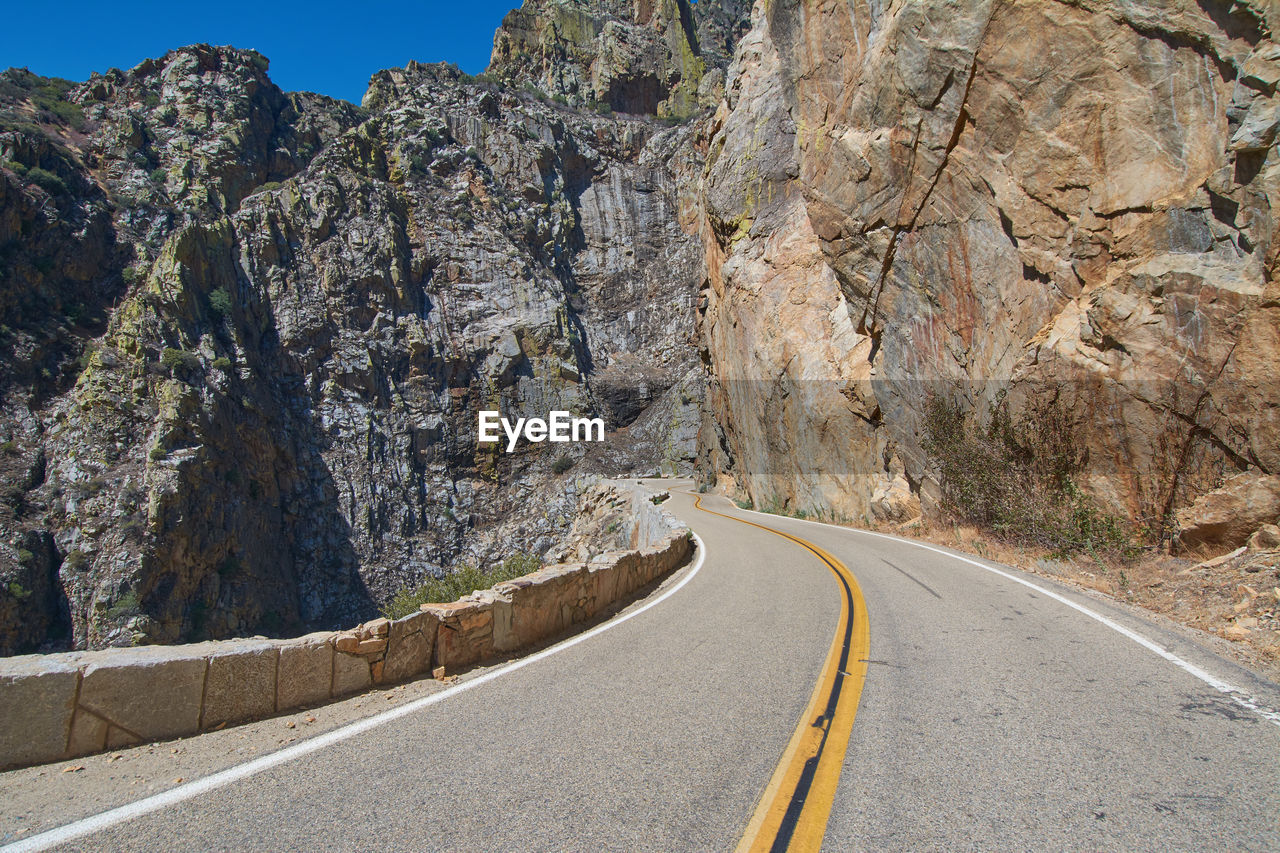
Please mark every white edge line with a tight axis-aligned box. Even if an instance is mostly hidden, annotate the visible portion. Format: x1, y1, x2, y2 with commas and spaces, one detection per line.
728, 501, 1280, 728
3, 533, 707, 853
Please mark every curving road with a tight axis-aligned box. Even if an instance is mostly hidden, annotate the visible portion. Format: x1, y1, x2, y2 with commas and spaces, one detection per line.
5, 481, 1279, 851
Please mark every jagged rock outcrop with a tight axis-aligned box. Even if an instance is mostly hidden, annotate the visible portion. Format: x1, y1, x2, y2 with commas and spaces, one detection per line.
699, 0, 1279, 535
0, 26, 728, 652
16, 0, 1274, 655
1175, 472, 1280, 551
488, 0, 747, 116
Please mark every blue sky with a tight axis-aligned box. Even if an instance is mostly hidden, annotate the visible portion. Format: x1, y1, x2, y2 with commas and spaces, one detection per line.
0, 1, 522, 104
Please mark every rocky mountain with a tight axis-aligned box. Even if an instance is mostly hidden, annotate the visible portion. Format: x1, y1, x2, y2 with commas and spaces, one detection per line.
3, 0, 1277, 655
699, 0, 1279, 543
488, 0, 749, 116
0, 0, 748, 654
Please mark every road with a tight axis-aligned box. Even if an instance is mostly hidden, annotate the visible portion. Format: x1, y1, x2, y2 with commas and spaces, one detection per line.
5, 481, 1279, 851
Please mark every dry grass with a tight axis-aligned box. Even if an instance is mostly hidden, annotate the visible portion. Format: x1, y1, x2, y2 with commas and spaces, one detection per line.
888, 518, 1280, 682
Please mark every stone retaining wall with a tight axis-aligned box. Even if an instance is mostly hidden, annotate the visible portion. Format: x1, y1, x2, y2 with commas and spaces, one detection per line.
0, 502, 691, 771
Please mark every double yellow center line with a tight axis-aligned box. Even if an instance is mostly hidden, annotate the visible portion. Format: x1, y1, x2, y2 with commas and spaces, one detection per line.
693, 496, 871, 853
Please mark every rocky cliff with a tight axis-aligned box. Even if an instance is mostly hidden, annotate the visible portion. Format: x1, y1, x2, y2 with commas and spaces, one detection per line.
699, 0, 1279, 543
488, 0, 749, 116
0, 0, 747, 654
4, 0, 1277, 655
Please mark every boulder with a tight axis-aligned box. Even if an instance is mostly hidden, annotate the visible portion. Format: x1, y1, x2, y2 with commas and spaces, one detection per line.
1175, 473, 1280, 552
1247, 523, 1280, 551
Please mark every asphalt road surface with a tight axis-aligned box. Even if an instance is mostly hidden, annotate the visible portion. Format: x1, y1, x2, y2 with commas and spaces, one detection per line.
7, 480, 1279, 852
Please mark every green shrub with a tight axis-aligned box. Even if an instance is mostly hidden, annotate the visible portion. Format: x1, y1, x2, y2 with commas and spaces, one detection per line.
500, 552, 541, 576
149, 167, 166, 185
380, 553, 542, 619
106, 590, 140, 620
26, 167, 66, 195
62, 549, 88, 571
159, 347, 200, 374
7, 582, 31, 600
551, 454, 574, 475
212, 356, 232, 372
50, 99, 85, 129
208, 287, 232, 319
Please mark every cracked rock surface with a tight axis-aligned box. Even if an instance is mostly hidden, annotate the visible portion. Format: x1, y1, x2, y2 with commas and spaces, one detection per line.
699, 0, 1280, 531
0, 0, 746, 653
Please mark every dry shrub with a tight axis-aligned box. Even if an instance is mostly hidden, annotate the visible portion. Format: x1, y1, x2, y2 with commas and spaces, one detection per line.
922, 391, 1139, 561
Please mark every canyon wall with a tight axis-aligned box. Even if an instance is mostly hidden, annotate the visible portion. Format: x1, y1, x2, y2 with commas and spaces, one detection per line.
700, 0, 1279, 535
4, 0, 1277, 655
0, 0, 750, 654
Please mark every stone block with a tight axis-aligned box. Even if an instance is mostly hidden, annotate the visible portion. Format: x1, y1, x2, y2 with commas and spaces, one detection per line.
0, 655, 80, 768
503, 564, 586, 648
333, 651, 372, 696
491, 593, 516, 653
589, 557, 623, 607
277, 633, 333, 711
424, 598, 495, 670
381, 611, 437, 683
201, 640, 279, 729
77, 647, 206, 743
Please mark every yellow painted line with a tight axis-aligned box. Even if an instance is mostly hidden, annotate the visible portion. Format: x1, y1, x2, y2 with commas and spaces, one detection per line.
693, 496, 870, 853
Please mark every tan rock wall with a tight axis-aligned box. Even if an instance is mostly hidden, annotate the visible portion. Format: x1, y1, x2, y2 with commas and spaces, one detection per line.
700, 0, 1280, 530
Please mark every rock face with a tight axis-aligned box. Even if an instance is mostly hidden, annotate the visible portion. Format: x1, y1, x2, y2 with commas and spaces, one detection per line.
699, 0, 1280, 532
0, 16, 747, 653
488, 0, 748, 116
7, 0, 1277, 654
